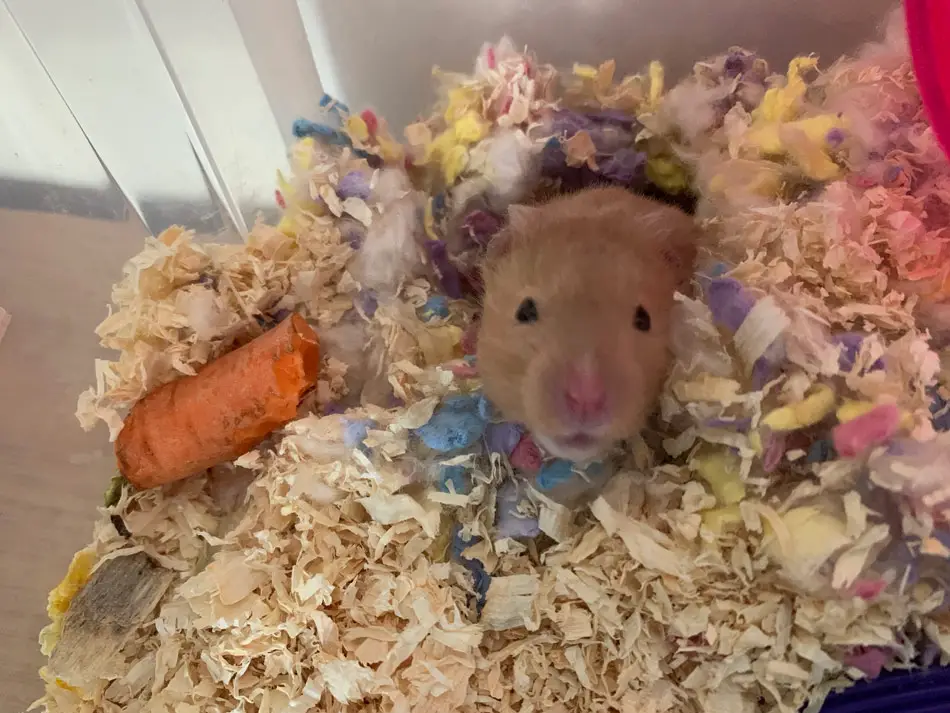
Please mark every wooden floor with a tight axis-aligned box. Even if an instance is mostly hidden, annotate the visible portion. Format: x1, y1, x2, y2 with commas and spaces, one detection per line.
0, 209, 145, 711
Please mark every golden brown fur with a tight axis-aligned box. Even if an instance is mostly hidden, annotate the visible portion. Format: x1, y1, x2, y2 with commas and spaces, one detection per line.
478, 186, 699, 462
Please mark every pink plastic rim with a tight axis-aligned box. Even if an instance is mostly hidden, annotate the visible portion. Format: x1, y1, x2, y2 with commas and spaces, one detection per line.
906, 0, 950, 160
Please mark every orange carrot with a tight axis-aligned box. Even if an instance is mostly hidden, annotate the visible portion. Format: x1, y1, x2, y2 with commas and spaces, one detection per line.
116, 313, 320, 489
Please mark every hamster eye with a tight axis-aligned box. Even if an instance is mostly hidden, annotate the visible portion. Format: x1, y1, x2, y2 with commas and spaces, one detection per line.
634, 305, 651, 332
516, 297, 539, 324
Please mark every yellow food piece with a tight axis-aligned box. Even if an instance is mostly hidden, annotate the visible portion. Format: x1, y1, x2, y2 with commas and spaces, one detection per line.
693, 450, 746, 505
745, 57, 844, 181
837, 400, 914, 430
424, 128, 456, 162
744, 123, 782, 155
648, 61, 665, 108
761, 384, 836, 431
837, 400, 876, 422
784, 137, 842, 182
702, 505, 743, 534
572, 63, 599, 79
345, 115, 370, 143
39, 667, 83, 696
755, 56, 818, 124
748, 430, 763, 455
646, 156, 690, 194
277, 216, 298, 237
47, 548, 96, 618
793, 114, 847, 145
55, 677, 80, 693
444, 86, 480, 124
749, 172, 783, 196
425, 111, 486, 176
453, 111, 489, 145
291, 137, 315, 172
747, 114, 843, 155
424, 198, 439, 241
764, 506, 851, 580
746, 115, 846, 181
275, 172, 322, 219
39, 548, 97, 655
782, 115, 848, 181
427, 515, 454, 562
419, 324, 464, 366
442, 144, 469, 184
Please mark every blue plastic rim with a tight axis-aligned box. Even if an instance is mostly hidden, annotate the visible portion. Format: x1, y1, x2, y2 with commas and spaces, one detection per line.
819, 664, 950, 713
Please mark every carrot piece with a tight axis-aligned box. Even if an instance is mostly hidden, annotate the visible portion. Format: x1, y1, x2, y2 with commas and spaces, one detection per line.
115, 313, 320, 489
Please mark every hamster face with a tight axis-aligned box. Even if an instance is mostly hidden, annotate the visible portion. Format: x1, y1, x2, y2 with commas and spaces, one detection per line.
478, 187, 698, 463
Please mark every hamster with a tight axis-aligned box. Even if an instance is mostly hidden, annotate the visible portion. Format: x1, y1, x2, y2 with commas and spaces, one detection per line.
478, 186, 699, 464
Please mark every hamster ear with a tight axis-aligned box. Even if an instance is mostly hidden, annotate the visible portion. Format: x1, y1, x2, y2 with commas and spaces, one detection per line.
483, 203, 540, 266
658, 225, 699, 289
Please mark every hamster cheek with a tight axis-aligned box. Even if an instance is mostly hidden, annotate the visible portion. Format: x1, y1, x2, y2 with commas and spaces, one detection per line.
479, 338, 531, 424
609, 337, 669, 434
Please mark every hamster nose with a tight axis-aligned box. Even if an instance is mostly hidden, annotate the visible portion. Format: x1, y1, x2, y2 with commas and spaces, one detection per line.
560, 365, 608, 426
